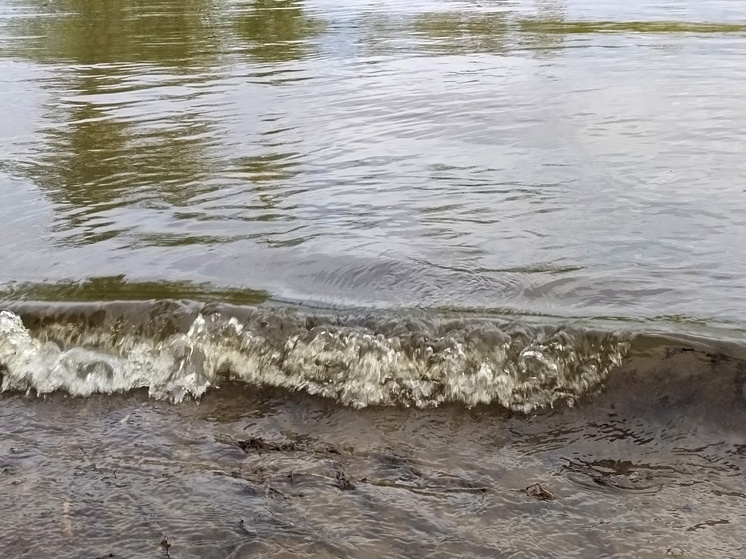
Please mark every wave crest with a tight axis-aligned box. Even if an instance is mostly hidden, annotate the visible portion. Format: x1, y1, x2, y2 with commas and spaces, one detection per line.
0, 306, 630, 411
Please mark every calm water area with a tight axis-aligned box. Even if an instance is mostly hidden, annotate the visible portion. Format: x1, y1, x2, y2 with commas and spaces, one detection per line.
1, 0, 746, 557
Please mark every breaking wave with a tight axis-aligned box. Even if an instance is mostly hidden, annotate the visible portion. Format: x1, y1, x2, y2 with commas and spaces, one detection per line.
0, 302, 631, 411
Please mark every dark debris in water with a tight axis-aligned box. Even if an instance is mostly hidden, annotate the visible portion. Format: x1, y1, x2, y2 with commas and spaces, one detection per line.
334, 470, 356, 491
227, 465, 308, 499
237, 437, 301, 454
216, 433, 495, 497
562, 458, 667, 493
264, 483, 289, 500
215, 433, 302, 454
686, 518, 730, 532
215, 432, 345, 457
663, 346, 732, 365
160, 536, 172, 558
525, 483, 554, 501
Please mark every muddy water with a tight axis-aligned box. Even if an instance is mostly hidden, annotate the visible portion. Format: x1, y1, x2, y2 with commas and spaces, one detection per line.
1, 304, 746, 557
2, 346, 746, 558
2, 0, 746, 556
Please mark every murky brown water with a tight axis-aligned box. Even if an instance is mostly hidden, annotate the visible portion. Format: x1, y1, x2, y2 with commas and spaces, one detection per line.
2, 345, 746, 558
2, 0, 746, 556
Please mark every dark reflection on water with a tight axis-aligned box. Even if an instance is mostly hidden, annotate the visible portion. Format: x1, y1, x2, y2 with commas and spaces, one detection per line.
1, 0, 221, 64
234, 0, 326, 62
29, 70, 213, 243
0, 276, 269, 304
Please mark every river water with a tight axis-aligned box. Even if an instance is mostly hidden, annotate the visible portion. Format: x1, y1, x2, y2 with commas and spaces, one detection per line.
1, 0, 746, 557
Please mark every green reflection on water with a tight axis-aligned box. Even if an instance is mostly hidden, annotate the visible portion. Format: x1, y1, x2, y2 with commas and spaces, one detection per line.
519, 20, 746, 34
3, 0, 325, 244
233, 0, 326, 62
18, 66, 212, 243
1, 0, 333, 65
2, 0, 221, 65
3, 0, 743, 257
412, 12, 509, 54
1, 276, 269, 304
2, 0, 223, 237
355, 3, 569, 56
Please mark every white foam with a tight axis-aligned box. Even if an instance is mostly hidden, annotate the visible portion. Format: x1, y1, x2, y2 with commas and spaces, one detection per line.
0, 309, 630, 411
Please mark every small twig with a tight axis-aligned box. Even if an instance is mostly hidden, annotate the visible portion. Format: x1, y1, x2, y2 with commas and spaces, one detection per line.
525, 483, 554, 501
160, 536, 172, 558
264, 483, 288, 500
334, 470, 356, 491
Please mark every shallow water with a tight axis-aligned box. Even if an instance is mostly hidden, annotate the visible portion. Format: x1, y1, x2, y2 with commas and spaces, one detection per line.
2, 350, 746, 558
2, 0, 746, 556
2, 0, 746, 323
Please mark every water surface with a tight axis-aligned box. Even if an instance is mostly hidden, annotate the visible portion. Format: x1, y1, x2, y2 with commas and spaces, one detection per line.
1, 0, 746, 325
2, 0, 746, 557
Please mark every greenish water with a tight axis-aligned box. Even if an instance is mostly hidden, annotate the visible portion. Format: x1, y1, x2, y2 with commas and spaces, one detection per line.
2, 1, 746, 557
1, 0, 745, 329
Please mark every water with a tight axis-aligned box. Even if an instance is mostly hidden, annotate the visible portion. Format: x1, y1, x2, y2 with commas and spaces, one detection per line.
1, 0, 746, 556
